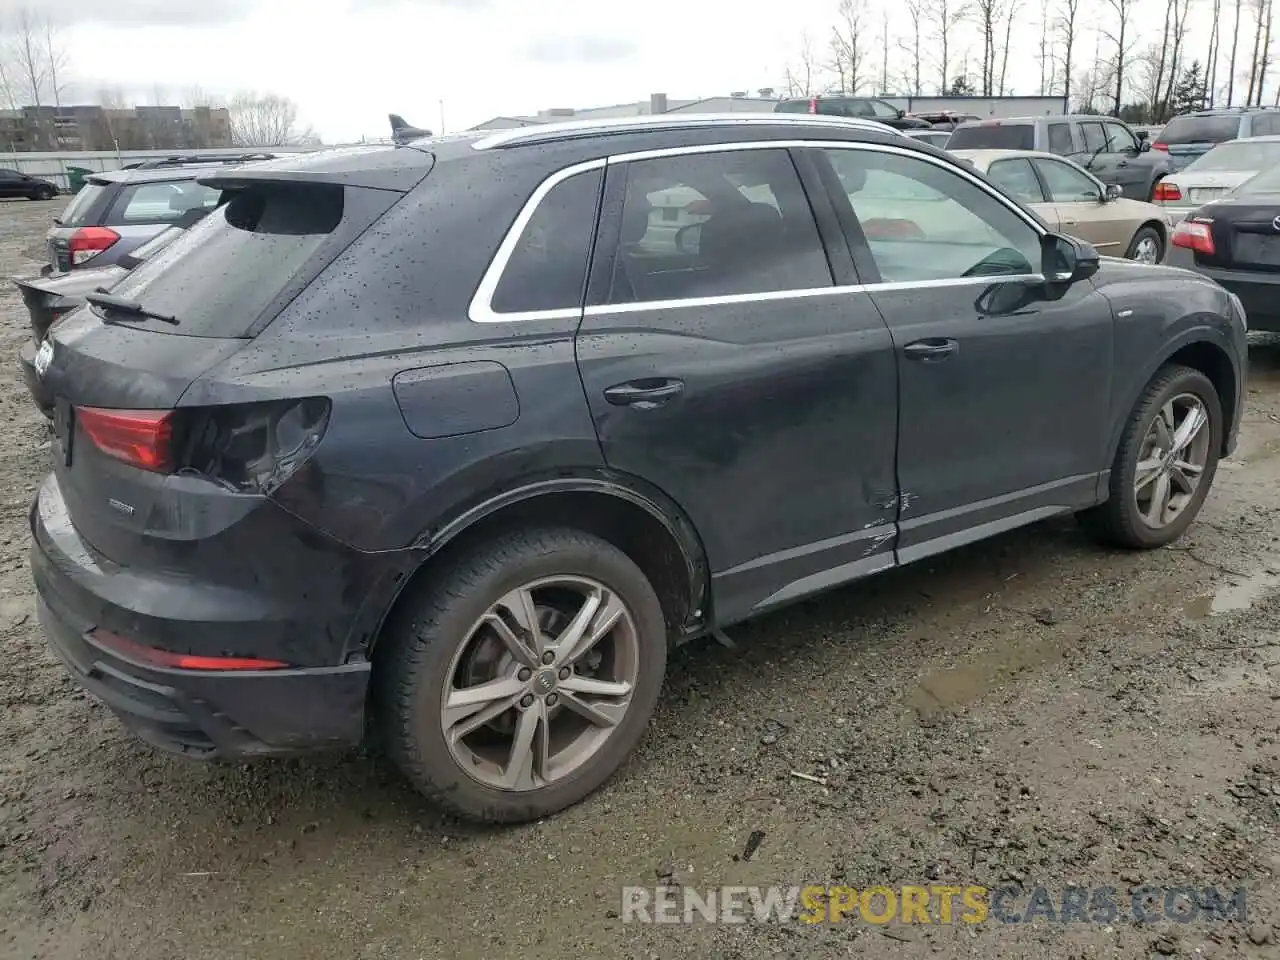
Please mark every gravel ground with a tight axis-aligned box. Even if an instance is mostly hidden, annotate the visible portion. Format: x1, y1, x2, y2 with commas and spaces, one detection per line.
1, 197, 1279, 960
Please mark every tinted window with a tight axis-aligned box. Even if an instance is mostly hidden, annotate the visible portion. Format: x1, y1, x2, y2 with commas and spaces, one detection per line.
492, 169, 602, 314
1251, 114, 1280, 136
0, 169, 21, 180
1080, 122, 1107, 153
774, 99, 811, 113
58, 182, 109, 227
824, 148, 1041, 282
946, 123, 1034, 150
605, 149, 831, 305
869, 100, 901, 118
1047, 123, 1075, 154
986, 158, 1046, 203
1158, 115, 1242, 144
1104, 122, 1139, 152
1186, 138, 1280, 171
104, 183, 348, 338
107, 180, 223, 226
1032, 158, 1102, 202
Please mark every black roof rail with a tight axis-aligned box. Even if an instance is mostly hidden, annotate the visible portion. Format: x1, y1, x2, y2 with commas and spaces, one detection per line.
128, 152, 279, 170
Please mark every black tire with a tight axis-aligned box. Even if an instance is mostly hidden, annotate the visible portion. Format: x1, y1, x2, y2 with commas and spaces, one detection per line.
29, 186, 55, 201
374, 526, 667, 823
1125, 224, 1165, 263
1077, 364, 1221, 549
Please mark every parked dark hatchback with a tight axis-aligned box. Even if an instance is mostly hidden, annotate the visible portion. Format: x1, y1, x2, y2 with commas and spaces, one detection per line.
28, 113, 1247, 824
775, 96, 933, 129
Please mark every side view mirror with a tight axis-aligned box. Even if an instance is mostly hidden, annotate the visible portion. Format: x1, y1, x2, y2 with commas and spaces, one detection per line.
1105, 183, 1124, 202
1139, 139, 1152, 153
897, 108, 906, 118
1043, 232, 1100, 284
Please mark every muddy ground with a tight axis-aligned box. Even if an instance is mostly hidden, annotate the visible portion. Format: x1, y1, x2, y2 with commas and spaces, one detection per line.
1, 197, 1278, 960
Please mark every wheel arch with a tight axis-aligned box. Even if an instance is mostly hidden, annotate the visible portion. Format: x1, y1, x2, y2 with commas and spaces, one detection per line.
372, 472, 712, 653
1108, 330, 1238, 468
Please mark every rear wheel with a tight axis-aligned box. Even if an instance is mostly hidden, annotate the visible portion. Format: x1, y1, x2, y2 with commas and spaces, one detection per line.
1126, 225, 1164, 264
1077, 364, 1221, 548
374, 527, 667, 823
30, 185, 56, 201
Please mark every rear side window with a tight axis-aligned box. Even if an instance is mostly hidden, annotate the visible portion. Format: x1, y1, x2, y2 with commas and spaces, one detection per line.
1251, 113, 1280, 136
106, 180, 223, 226
58, 182, 109, 227
104, 184, 347, 338
1047, 123, 1074, 154
491, 168, 602, 314
1159, 115, 1242, 144
603, 148, 831, 305
946, 123, 1034, 150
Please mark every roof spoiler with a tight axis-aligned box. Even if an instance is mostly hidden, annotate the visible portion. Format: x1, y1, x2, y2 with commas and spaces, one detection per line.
390, 113, 432, 144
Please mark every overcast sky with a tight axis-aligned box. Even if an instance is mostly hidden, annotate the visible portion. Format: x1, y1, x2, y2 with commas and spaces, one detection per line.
1, 0, 1251, 143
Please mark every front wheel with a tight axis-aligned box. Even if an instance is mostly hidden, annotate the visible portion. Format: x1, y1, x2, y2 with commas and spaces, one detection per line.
1077, 364, 1221, 548
374, 526, 668, 823
30, 186, 56, 201
1126, 225, 1164, 264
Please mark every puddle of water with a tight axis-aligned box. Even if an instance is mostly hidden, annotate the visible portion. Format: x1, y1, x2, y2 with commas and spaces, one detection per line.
1184, 561, 1280, 619
908, 634, 1070, 715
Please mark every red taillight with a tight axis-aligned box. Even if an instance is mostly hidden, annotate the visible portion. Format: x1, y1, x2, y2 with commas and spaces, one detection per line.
75, 406, 173, 472
809, 98, 818, 113
1152, 141, 1169, 152
89, 628, 288, 671
1153, 181, 1183, 202
67, 226, 119, 266
1172, 220, 1216, 255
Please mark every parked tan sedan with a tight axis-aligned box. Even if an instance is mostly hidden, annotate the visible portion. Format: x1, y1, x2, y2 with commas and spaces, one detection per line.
951, 149, 1173, 263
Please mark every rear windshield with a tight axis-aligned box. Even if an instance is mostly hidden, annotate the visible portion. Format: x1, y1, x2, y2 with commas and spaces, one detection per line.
947, 123, 1034, 150
57, 183, 108, 227
1185, 138, 1280, 171
1236, 164, 1280, 195
101, 184, 346, 338
105, 179, 223, 226
774, 99, 811, 113
1158, 115, 1242, 145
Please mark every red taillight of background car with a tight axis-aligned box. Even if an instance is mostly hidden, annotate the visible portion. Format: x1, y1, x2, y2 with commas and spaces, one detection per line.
1171, 220, 1215, 256
1153, 181, 1183, 202
808, 98, 818, 113
67, 226, 119, 265
75, 407, 173, 472
1151, 141, 1169, 152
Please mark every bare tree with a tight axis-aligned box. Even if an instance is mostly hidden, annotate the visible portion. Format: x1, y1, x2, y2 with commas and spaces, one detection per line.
1160, 0, 1195, 116
829, 0, 870, 94
902, 0, 927, 94
975, 0, 1002, 94
784, 31, 822, 97
228, 91, 314, 147
1227, 0, 1243, 103
1055, 0, 1083, 105
928, 0, 972, 94
42, 16, 67, 108
879, 8, 891, 93
1038, 0, 1057, 93
1245, 0, 1274, 103
1102, 0, 1138, 113
999, 0, 1021, 93
1206, 0, 1223, 104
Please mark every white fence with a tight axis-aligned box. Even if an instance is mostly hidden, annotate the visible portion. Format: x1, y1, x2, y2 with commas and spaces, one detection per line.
1, 146, 321, 192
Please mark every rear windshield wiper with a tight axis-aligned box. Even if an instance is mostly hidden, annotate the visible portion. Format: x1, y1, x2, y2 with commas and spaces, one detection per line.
85, 290, 179, 325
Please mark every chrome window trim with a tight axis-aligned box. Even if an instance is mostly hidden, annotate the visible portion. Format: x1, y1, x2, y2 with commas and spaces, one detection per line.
468, 139, 1048, 324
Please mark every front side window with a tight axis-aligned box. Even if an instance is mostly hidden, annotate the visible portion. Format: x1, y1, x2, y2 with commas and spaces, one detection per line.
492, 168, 602, 314
604, 149, 831, 305
1032, 158, 1102, 202
1047, 123, 1075, 155
986, 158, 1046, 204
869, 100, 901, 118
824, 148, 1042, 283
1105, 122, 1139, 153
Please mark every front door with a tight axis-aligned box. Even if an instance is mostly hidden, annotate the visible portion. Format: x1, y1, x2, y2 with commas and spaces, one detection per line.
811, 143, 1113, 562
1030, 156, 1130, 256
575, 145, 900, 623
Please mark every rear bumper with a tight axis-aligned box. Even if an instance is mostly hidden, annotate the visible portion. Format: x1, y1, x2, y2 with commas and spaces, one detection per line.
1169, 255, 1280, 332
30, 474, 377, 759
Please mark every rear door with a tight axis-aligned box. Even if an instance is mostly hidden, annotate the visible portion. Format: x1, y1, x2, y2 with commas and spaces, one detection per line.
574, 144, 901, 623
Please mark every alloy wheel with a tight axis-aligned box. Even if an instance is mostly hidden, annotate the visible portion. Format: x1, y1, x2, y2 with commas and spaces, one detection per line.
440, 576, 640, 792
1132, 392, 1212, 529
1132, 235, 1160, 264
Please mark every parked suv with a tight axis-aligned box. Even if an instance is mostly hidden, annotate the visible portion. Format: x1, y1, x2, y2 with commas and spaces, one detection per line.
1153, 107, 1280, 171
948, 115, 1174, 200
28, 113, 1245, 824
43, 153, 273, 273
775, 96, 933, 129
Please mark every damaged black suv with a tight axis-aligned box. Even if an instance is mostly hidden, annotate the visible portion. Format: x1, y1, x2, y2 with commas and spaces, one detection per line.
28, 114, 1246, 823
